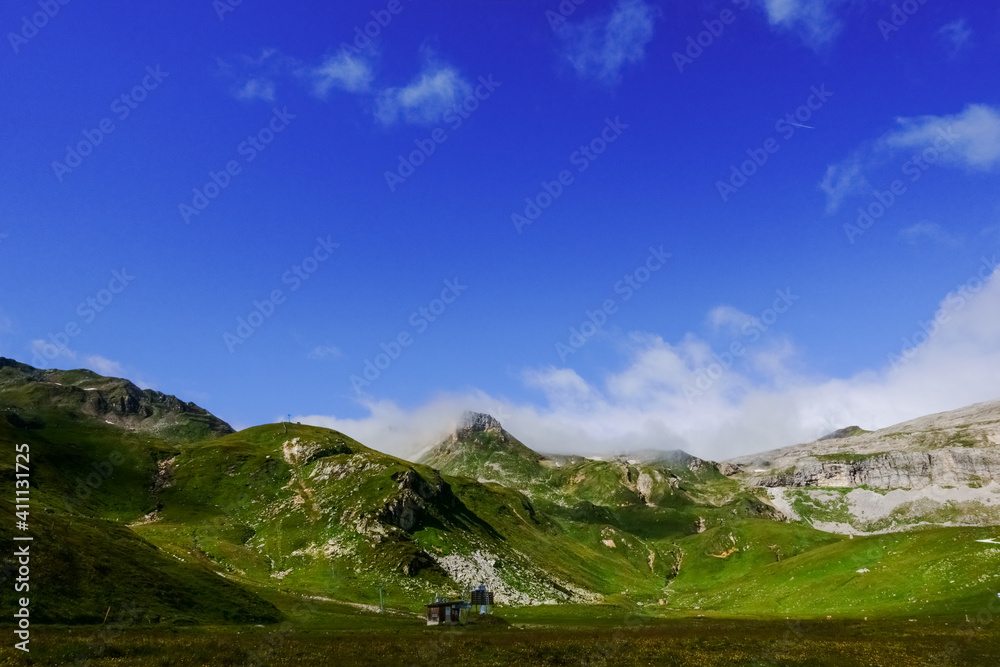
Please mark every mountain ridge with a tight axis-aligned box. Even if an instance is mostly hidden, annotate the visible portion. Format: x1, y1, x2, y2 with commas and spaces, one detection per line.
0, 356, 234, 441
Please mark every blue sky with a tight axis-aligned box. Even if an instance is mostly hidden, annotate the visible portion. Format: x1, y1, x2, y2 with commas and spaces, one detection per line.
2, 0, 1000, 459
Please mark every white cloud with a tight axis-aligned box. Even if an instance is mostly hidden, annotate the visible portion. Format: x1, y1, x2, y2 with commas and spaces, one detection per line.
218, 48, 298, 103
709, 305, 757, 335
85, 355, 156, 389
819, 159, 866, 214
307, 345, 342, 361
85, 355, 125, 378
310, 51, 375, 97
822, 104, 1000, 213
234, 78, 276, 103
898, 221, 962, 247
375, 61, 472, 126
756, 0, 842, 47
296, 263, 1000, 464
219, 47, 475, 129
557, 0, 655, 84
938, 18, 972, 57
885, 104, 1000, 170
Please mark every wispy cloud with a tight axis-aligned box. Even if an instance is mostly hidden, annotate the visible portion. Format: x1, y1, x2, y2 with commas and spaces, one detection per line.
307, 345, 343, 361
217, 48, 299, 103
819, 159, 866, 214
557, 0, 656, 85
709, 305, 758, 335
309, 50, 375, 97
938, 18, 972, 58
885, 105, 1000, 168
218, 46, 472, 128
85, 354, 126, 377
234, 79, 276, 103
822, 104, 1000, 213
375, 60, 472, 126
297, 264, 1000, 462
898, 221, 962, 248
84, 355, 156, 389
756, 0, 842, 48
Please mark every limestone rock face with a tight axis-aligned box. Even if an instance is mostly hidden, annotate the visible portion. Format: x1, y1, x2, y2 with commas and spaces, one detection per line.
748, 449, 1000, 490
725, 398, 1000, 490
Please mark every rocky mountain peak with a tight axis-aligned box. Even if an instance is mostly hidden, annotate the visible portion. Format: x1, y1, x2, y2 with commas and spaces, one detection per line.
459, 411, 503, 434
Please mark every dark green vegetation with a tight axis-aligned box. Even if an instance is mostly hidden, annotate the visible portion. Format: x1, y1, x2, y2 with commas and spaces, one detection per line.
2, 358, 1000, 665
4, 618, 999, 666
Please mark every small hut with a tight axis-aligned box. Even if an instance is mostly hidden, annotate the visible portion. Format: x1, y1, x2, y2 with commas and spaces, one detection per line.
425, 600, 465, 626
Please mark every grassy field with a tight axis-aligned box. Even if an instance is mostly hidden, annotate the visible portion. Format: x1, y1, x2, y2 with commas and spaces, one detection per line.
3, 616, 998, 666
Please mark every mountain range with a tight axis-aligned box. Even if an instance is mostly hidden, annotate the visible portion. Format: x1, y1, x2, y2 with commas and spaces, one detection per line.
2, 357, 999, 625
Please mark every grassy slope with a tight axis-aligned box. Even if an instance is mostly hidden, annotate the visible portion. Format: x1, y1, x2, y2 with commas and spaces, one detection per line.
0, 501, 280, 624
668, 524, 1000, 618
0, 383, 280, 624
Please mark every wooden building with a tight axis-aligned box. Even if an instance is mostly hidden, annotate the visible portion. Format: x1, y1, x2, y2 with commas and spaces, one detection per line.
425, 600, 464, 626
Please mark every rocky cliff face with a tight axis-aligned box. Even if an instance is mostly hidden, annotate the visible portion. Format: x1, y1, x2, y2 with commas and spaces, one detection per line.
724, 399, 1000, 490
747, 448, 1000, 489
